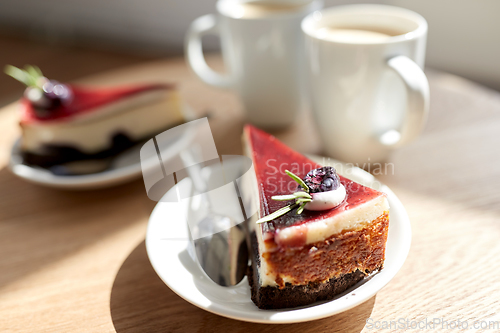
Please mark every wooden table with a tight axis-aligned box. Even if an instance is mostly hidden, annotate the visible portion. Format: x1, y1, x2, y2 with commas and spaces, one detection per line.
1, 52, 500, 332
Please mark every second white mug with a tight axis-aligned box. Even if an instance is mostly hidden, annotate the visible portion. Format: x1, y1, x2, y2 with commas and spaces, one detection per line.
186, 0, 322, 129
302, 5, 430, 165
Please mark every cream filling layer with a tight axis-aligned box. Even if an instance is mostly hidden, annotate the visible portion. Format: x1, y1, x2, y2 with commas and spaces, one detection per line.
21, 90, 184, 154
280, 194, 388, 246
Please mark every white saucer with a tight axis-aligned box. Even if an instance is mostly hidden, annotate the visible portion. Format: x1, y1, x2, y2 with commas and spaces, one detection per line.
145, 157, 411, 324
8, 107, 195, 190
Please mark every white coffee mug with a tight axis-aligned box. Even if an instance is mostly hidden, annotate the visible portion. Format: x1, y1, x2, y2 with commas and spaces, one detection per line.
186, 0, 322, 129
302, 5, 429, 165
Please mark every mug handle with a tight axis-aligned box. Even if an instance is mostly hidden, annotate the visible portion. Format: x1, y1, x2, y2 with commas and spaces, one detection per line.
382, 55, 430, 147
185, 14, 233, 89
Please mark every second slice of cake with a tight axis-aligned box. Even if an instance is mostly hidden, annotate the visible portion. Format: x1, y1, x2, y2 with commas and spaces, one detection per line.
243, 125, 389, 309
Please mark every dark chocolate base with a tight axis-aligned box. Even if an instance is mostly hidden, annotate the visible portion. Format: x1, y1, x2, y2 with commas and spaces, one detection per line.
21, 122, 183, 170
248, 264, 366, 310
22, 132, 136, 168
247, 232, 378, 310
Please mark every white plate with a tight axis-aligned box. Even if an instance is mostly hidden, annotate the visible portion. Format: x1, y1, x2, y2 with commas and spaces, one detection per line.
8, 106, 195, 190
146, 157, 411, 324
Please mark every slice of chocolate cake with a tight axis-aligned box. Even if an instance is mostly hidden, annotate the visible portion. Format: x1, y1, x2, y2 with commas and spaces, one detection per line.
243, 125, 389, 309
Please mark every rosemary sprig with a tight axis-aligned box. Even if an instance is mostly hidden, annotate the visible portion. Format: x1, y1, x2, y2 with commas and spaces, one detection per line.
256, 203, 299, 224
285, 170, 309, 192
271, 191, 311, 201
256, 170, 312, 224
296, 202, 307, 215
4, 65, 44, 88
296, 197, 312, 204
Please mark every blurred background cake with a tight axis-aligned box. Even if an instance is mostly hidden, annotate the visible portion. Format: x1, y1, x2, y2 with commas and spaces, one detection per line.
6, 65, 184, 170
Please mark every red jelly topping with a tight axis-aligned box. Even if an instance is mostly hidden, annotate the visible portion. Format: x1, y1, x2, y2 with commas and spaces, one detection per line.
244, 125, 384, 246
20, 83, 175, 124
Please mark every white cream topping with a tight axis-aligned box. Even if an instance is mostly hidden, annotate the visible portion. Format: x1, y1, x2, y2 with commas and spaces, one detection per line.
304, 184, 346, 211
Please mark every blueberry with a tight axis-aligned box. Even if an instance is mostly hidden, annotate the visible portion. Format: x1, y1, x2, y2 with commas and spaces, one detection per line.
41, 80, 72, 108
302, 166, 340, 193
321, 177, 334, 191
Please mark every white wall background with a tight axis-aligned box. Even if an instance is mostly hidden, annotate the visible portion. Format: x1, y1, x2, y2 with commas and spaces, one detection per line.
1, 0, 499, 90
